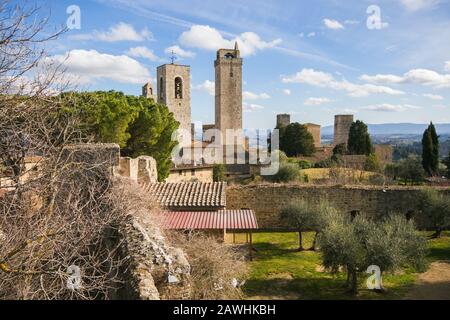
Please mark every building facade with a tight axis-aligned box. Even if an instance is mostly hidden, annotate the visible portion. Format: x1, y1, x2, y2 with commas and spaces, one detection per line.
157, 64, 191, 136
334, 114, 354, 147
214, 42, 243, 143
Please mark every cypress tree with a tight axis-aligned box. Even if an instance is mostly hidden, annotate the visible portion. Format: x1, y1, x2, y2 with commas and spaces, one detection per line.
422, 123, 439, 176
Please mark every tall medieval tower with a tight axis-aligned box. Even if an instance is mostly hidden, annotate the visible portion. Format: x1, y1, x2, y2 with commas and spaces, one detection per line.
157, 64, 191, 135
214, 42, 243, 142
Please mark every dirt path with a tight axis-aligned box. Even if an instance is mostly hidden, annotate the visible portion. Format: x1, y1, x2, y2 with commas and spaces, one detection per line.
405, 261, 450, 300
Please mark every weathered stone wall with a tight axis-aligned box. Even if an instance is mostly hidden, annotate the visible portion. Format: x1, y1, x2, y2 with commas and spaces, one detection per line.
227, 184, 450, 229
115, 156, 158, 184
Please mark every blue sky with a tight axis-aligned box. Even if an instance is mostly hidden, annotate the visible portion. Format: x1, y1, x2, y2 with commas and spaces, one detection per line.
40, 0, 450, 129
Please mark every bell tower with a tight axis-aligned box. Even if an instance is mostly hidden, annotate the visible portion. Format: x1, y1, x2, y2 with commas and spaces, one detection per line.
156, 63, 191, 135
214, 42, 243, 136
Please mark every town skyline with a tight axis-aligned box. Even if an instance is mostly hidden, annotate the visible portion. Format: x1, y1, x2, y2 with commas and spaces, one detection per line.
42, 0, 450, 128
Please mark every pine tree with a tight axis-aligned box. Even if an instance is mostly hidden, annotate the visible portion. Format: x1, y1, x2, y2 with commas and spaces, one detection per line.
347, 120, 373, 156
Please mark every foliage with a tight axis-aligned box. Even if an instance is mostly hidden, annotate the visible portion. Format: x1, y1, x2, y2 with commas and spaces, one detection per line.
348, 120, 373, 156
397, 155, 426, 185
213, 164, 226, 182
419, 189, 450, 238
364, 153, 380, 172
265, 162, 300, 183
422, 122, 440, 176
319, 214, 427, 294
443, 151, 450, 178
333, 143, 347, 156
279, 123, 315, 157
123, 95, 179, 180
60, 91, 179, 181
393, 142, 422, 161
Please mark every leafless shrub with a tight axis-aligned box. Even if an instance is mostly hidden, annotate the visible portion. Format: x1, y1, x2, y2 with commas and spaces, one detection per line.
0, 1, 136, 300
167, 232, 248, 300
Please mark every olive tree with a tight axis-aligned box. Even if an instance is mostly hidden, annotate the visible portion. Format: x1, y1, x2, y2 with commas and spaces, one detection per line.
419, 189, 450, 238
319, 214, 426, 294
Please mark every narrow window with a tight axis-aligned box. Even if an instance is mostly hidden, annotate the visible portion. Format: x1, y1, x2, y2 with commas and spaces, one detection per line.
159, 77, 164, 98
175, 77, 183, 99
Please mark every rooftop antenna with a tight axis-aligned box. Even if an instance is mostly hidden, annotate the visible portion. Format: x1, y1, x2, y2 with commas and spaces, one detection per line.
170, 50, 177, 64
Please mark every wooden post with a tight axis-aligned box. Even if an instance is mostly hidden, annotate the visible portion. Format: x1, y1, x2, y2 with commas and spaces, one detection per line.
249, 232, 253, 262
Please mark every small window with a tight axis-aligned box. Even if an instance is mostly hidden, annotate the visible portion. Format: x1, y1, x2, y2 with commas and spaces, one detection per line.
191, 169, 195, 176
175, 77, 183, 99
159, 77, 164, 98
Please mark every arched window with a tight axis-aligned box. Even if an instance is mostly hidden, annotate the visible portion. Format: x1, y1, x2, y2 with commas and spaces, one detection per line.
175, 77, 183, 99
159, 77, 164, 98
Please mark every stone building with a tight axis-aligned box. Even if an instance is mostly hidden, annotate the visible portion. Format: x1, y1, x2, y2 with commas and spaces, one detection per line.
214, 42, 243, 143
157, 64, 191, 136
334, 114, 354, 146
305, 123, 321, 148
142, 82, 155, 100
276, 114, 291, 128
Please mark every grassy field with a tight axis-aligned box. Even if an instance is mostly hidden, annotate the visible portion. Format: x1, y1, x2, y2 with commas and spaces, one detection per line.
243, 231, 450, 300
301, 168, 378, 182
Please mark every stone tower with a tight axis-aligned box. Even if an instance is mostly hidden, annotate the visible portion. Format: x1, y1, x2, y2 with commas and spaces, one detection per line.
157, 64, 191, 135
276, 114, 291, 128
334, 115, 354, 146
215, 42, 243, 142
142, 81, 155, 100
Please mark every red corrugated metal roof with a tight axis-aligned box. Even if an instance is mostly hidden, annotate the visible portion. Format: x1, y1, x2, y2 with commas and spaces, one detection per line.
162, 210, 258, 230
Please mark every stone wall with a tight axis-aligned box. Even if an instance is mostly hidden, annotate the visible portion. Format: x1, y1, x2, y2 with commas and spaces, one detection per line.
115, 156, 158, 184
226, 184, 450, 230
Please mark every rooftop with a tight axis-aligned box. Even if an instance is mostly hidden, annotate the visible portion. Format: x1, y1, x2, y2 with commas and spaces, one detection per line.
143, 182, 226, 210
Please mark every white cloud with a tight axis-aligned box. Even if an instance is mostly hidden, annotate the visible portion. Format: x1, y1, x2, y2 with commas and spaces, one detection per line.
361, 68, 450, 88
70, 22, 153, 42
178, 25, 282, 57
243, 91, 271, 100
165, 45, 196, 59
307, 32, 316, 37
304, 97, 332, 106
243, 102, 264, 113
282, 68, 404, 97
423, 93, 444, 100
126, 46, 160, 61
44, 49, 151, 84
361, 104, 422, 112
445, 61, 450, 72
283, 89, 291, 95
193, 80, 215, 96
344, 20, 360, 25
399, 0, 440, 11
323, 19, 344, 30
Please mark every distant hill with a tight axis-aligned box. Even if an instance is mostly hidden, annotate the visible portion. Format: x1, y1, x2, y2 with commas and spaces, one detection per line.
322, 123, 450, 136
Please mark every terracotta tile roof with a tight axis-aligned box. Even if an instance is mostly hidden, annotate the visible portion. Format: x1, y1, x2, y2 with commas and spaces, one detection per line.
162, 210, 258, 230
143, 182, 226, 210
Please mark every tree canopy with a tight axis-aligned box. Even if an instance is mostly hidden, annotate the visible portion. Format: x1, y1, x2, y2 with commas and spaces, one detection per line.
422, 122, 440, 176
59, 91, 179, 180
279, 123, 315, 157
347, 120, 373, 156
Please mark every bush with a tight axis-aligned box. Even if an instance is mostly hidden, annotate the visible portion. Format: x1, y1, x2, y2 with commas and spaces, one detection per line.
397, 155, 426, 185
213, 164, 226, 182
364, 153, 380, 172
264, 162, 300, 183
168, 232, 248, 300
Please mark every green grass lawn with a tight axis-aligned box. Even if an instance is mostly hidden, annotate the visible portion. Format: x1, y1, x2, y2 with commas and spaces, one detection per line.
243, 231, 450, 300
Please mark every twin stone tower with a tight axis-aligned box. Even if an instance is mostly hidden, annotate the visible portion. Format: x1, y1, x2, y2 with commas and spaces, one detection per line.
142, 42, 242, 146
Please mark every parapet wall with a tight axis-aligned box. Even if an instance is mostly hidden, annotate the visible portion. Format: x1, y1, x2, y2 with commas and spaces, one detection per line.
226, 184, 450, 229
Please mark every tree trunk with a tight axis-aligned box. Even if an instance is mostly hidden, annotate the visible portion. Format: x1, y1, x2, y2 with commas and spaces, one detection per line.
309, 232, 318, 251
432, 228, 442, 239
349, 268, 358, 295
298, 231, 303, 251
